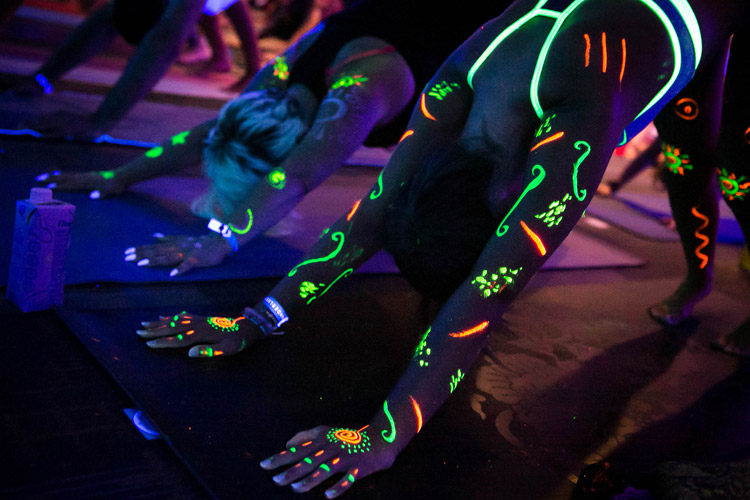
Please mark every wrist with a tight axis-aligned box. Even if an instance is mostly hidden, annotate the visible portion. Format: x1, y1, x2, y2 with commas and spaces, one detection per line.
207, 218, 239, 252
243, 296, 289, 336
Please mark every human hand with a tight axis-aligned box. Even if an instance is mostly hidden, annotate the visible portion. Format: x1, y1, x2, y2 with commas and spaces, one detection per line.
21, 111, 105, 141
36, 169, 125, 199
124, 233, 233, 276
260, 425, 396, 498
137, 311, 262, 358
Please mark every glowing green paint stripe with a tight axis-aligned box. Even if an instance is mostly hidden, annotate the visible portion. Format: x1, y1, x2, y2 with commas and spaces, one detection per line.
229, 209, 253, 234
288, 232, 345, 276
381, 401, 396, 443
572, 141, 591, 201
467, 0, 558, 89
306, 268, 353, 304
496, 165, 546, 237
369, 170, 384, 200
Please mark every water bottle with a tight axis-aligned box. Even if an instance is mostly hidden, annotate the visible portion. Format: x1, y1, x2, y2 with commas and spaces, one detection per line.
6, 188, 76, 312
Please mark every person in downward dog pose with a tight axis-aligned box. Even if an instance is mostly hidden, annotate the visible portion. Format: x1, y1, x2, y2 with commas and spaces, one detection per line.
39, 0, 507, 276
136, 0, 749, 497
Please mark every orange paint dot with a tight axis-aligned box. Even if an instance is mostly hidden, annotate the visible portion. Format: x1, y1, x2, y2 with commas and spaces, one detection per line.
399, 130, 414, 142
185, 330, 195, 335
315, 450, 325, 457
302, 441, 312, 447
332, 458, 340, 465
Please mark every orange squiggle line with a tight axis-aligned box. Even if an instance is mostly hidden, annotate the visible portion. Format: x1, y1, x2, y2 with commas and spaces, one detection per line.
420, 94, 437, 121
449, 321, 490, 338
409, 396, 423, 433
619, 38, 626, 91
691, 206, 710, 269
739, 182, 750, 189
520, 221, 547, 256
601, 32, 608, 73
530, 131, 565, 151
584, 34, 591, 67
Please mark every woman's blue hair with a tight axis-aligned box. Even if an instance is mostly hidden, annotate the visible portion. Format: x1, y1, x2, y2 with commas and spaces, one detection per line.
192, 90, 309, 219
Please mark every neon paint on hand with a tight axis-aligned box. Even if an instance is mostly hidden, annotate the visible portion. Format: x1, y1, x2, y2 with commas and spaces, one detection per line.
674, 97, 699, 120
199, 346, 223, 357
449, 369, 465, 393
207, 316, 245, 332
347, 474, 356, 484
414, 326, 432, 367
145, 146, 163, 158
346, 200, 361, 221
369, 170, 384, 200
171, 130, 190, 146
326, 428, 371, 454
572, 140, 591, 200
520, 221, 547, 255
420, 94, 437, 121
427, 81, 461, 101
535, 114, 556, 137
535, 193, 572, 227
229, 209, 253, 234
319, 464, 331, 472
691, 206, 710, 269
98, 170, 115, 179
583, 34, 591, 67
381, 401, 396, 443
601, 32, 608, 73
717, 168, 750, 201
409, 396, 423, 433
267, 168, 286, 189
331, 74, 369, 89
273, 56, 289, 81
288, 232, 345, 276
530, 131, 564, 151
449, 321, 490, 338
306, 268, 353, 304
496, 165, 546, 237
663, 143, 692, 175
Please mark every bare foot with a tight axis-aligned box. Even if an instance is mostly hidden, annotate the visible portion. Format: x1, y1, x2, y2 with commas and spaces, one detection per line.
648, 280, 711, 326
711, 316, 750, 359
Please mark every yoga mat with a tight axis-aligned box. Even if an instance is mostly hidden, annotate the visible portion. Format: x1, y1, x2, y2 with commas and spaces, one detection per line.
0, 161, 645, 286
587, 192, 744, 244
0, 86, 393, 166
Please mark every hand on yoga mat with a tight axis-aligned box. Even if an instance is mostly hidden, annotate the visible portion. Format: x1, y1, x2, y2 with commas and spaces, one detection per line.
125, 233, 232, 276
22, 111, 105, 141
137, 312, 262, 358
260, 425, 395, 498
36, 170, 125, 199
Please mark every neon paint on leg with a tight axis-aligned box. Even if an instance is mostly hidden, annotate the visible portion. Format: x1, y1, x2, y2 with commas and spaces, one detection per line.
717, 168, 750, 201
691, 206, 710, 269
520, 221, 547, 255
663, 143, 693, 175
370, 170, 384, 199
305, 268, 353, 305
273, 56, 290, 81
530, 131, 564, 151
449, 321, 490, 338
420, 94, 437, 121
572, 141, 591, 200
472, 267, 522, 298
409, 396, 423, 433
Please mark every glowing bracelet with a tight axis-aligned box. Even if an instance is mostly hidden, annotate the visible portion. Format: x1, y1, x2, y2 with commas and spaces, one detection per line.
262, 296, 289, 327
35, 74, 53, 95
207, 218, 239, 252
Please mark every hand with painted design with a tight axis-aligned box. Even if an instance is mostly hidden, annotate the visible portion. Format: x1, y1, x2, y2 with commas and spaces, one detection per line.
260, 425, 395, 498
124, 233, 233, 277
35, 169, 125, 200
137, 312, 262, 358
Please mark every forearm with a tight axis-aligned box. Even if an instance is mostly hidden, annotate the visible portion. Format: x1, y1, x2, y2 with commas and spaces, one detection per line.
109, 119, 216, 187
